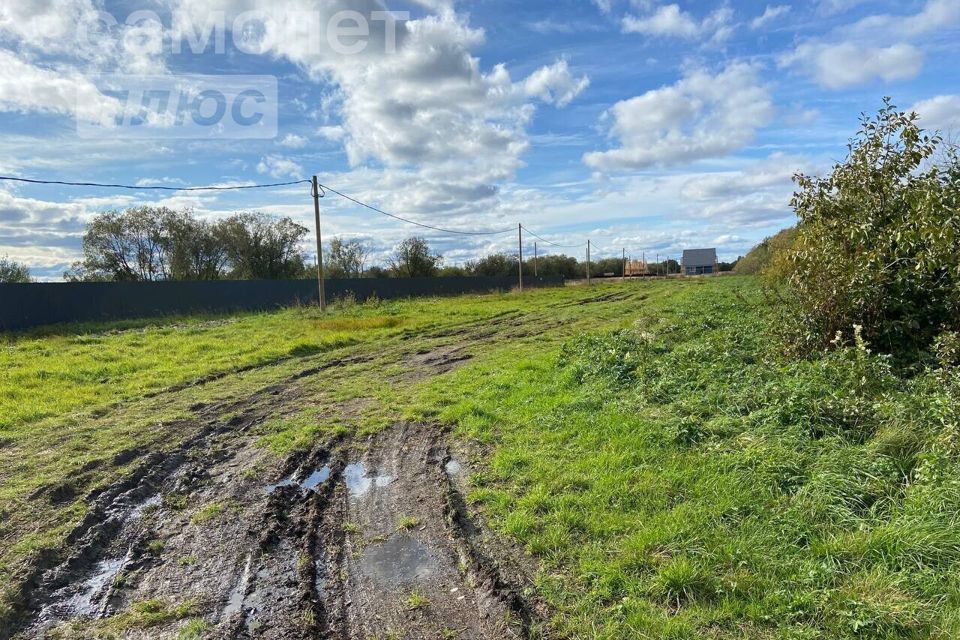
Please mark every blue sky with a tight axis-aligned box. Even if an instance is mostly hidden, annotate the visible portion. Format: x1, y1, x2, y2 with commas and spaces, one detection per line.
1, 0, 959, 279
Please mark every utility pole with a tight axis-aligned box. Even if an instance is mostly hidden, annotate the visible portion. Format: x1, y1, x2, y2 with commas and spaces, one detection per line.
534, 242, 538, 277
518, 223, 524, 292
311, 176, 326, 311
642, 251, 646, 277
622, 248, 626, 282
656, 253, 660, 278
586, 239, 591, 285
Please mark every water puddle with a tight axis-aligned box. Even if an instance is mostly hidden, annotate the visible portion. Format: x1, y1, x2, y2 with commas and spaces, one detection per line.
345, 462, 394, 498
129, 494, 161, 519
265, 465, 331, 495
42, 547, 132, 622
314, 558, 327, 599
62, 556, 125, 617
358, 534, 440, 586
302, 466, 331, 491
224, 554, 252, 617
265, 475, 298, 494
445, 459, 463, 476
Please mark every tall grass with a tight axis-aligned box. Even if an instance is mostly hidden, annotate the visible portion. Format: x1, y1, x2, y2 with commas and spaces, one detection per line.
417, 278, 960, 638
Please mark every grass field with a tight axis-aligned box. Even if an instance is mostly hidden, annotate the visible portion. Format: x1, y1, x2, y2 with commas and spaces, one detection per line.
4, 277, 960, 638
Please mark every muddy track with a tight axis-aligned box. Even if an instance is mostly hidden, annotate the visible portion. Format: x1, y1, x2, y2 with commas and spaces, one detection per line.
7, 355, 352, 639
12, 424, 534, 639
318, 424, 527, 639
7, 300, 607, 638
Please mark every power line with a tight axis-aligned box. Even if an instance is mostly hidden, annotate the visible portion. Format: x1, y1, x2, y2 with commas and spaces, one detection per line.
318, 183, 514, 237
520, 225, 588, 249
0, 175, 311, 191
1, 172, 595, 244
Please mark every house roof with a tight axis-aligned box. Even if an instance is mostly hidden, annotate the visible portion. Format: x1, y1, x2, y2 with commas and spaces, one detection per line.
682, 248, 717, 267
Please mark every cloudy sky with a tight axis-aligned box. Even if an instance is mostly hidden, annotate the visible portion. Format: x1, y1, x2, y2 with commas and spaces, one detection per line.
1, 0, 959, 279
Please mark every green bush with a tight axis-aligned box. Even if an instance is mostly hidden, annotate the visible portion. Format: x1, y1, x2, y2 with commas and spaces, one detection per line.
735, 227, 797, 276
783, 99, 960, 363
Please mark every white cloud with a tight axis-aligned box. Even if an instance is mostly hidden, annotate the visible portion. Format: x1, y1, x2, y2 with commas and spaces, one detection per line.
622, 4, 735, 44
784, 106, 820, 126
0, 1, 167, 73
911, 95, 960, 132
849, 0, 960, 38
0, 51, 121, 124
583, 63, 774, 171
817, 0, 867, 16
0, 0, 100, 56
592, 0, 614, 16
682, 152, 811, 199
779, 42, 923, 90
781, 0, 957, 90
317, 126, 346, 142
523, 60, 590, 107
170, 1, 590, 220
750, 5, 791, 30
279, 134, 309, 149
622, 4, 699, 38
257, 155, 305, 179
135, 177, 187, 187
527, 19, 600, 35
674, 153, 825, 226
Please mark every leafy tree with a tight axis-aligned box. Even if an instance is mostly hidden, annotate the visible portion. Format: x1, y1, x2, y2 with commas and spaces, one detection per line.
589, 257, 628, 277
527, 254, 579, 278
783, 99, 960, 361
67, 206, 178, 281
438, 265, 469, 277
68, 208, 309, 282
0, 256, 31, 283
467, 253, 517, 277
220, 212, 309, 280
389, 237, 442, 277
166, 213, 230, 280
365, 265, 390, 279
324, 237, 368, 279
718, 259, 739, 272
735, 227, 797, 275
644, 259, 680, 276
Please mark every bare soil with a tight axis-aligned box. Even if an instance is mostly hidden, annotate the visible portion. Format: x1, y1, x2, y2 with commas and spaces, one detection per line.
9, 322, 549, 640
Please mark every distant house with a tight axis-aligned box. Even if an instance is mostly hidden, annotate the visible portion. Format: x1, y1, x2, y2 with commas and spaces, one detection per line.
624, 260, 647, 277
682, 248, 717, 276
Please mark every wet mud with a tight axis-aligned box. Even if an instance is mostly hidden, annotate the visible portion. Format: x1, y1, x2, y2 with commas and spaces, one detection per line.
12, 424, 535, 639
6, 298, 625, 639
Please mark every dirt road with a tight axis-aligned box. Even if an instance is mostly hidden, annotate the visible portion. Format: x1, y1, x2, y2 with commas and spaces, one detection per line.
5, 298, 611, 639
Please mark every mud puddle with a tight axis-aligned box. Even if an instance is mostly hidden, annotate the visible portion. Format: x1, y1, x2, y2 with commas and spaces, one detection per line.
15, 421, 535, 640
318, 423, 528, 639
265, 464, 332, 495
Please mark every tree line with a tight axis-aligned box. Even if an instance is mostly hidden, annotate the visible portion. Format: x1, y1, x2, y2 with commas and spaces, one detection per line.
63, 208, 309, 282
0, 205, 739, 284
0, 206, 728, 284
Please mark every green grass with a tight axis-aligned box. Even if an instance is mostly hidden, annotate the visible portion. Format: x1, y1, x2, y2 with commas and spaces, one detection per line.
408, 278, 960, 638
6, 277, 958, 638
189, 501, 229, 525
403, 591, 431, 611
0, 282, 640, 628
46, 598, 198, 638
0, 305, 407, 432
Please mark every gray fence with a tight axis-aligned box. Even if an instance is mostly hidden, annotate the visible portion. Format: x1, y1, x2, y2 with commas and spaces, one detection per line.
0, 276, 563, 332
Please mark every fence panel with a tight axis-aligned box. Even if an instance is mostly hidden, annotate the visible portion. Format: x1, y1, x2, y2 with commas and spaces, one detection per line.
0, 276, 563, 331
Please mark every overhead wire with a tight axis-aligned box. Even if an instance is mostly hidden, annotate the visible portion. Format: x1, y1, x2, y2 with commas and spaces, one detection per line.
0, 175, 311, 191
1, 173, 627, 250
317, 183, 514, 237
520, 225, 588, 249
